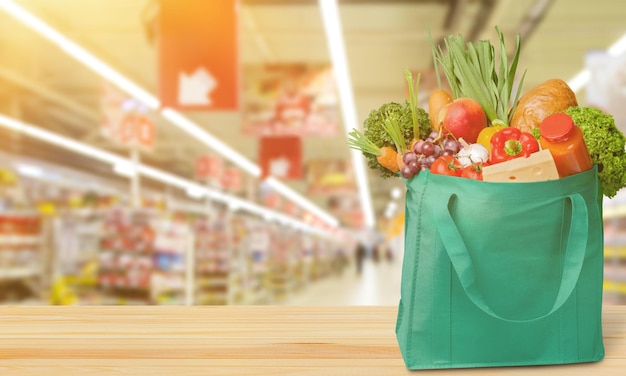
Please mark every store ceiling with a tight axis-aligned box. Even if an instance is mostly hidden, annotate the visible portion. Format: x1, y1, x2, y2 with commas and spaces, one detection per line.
0, 0, 625, 229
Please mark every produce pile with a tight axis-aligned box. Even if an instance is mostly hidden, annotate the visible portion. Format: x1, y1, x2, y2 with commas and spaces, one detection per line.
348, 27, 626, 198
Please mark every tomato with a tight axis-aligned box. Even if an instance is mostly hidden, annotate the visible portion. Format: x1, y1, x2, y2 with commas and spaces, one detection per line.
430, 156, 461, 176
460, 163, 483, 180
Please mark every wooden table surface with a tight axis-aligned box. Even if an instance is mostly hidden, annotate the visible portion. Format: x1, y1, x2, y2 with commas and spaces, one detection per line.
0, 305, 624, 375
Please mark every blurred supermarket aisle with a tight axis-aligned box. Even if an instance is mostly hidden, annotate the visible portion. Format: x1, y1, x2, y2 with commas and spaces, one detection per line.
285, 250, 404, 306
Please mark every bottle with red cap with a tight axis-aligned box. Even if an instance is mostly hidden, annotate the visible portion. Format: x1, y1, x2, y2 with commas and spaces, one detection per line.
539, 112, 593, 178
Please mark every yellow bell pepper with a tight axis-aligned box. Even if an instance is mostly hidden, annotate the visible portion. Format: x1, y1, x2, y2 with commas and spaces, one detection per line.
477, 125, 506, 153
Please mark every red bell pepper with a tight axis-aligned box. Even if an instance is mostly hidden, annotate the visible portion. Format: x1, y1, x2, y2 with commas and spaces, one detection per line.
489, 127, 539, 164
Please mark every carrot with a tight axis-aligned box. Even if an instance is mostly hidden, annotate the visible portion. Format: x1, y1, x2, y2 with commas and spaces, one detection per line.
428, 89, 453, 130
396, 150, 405, 171
378, 147, 400, 173
409, 138, 420, 153
347, 129, 400, 173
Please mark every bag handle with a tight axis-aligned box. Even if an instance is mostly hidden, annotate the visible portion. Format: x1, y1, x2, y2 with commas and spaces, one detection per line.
434, 192, 588, 323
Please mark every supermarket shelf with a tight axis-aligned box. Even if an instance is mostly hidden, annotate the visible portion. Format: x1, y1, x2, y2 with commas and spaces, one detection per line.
0, 267, 41, 280
605, 245, 626, 259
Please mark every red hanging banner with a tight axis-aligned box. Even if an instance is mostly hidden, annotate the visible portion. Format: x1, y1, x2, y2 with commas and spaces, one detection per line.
258, 136, 303, 180
158, 0, 239, 110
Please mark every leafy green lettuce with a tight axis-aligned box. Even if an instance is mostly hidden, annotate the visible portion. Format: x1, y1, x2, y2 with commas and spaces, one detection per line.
565, 106, 626, 198
362, 101, 430, 178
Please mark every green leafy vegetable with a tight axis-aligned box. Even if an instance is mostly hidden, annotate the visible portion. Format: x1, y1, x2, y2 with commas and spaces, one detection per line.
430, 26, 526, 126
362, 101, 430, 178
382, 113, 408, 154
405, 69, 422, 138
565, 106, 626, 198
347, 129, 380, 155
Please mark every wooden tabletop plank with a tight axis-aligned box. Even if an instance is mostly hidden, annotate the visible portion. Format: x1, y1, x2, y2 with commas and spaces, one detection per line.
0, 306, 623, 375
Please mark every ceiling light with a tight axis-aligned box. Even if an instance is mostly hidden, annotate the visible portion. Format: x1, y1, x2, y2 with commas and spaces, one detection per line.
568, 32, 626, 93
318, 0, 375, 228
0, 1, 160, 110
186, 186, 205, 199
113, 163, 137, 178
0, 0, 339, 228
567, 70, 591, 93
159, 108, 262, 177
264, 176, 339, 228
0, 113, 334, 239
608, 33, 626, 56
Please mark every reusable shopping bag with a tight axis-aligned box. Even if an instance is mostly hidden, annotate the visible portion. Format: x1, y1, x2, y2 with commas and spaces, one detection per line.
395, 166, 605, 369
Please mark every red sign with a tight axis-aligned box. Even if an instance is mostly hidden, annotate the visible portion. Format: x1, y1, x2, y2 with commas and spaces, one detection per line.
263, 191, 281, 209
259, 136, 303, 180
118, 114, 155, 149
101, 84, 155, 149
195, 155, 223, 181
158, 0, 239, 110
284, 201, 299, 216
221, 167, 243, 191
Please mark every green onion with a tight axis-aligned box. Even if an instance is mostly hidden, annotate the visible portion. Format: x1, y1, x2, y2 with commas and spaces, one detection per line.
381, 113, 407, 154
431, 27, 526, 126
347, 129, 380, 156
405, 69, 421, 139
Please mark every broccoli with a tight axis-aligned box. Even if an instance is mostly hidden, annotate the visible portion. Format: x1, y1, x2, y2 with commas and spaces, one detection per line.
565, 106, 626, 198
362, 101, 430, 178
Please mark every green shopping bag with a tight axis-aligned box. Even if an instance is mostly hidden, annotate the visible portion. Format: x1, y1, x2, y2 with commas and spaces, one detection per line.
396, 166, 605, 370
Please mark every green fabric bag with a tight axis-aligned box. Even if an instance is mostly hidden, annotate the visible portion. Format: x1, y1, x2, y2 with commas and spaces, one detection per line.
396, 166, 605, 370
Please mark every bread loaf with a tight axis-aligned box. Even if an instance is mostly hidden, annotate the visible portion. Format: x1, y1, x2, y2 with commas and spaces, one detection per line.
510, 79, 578, 133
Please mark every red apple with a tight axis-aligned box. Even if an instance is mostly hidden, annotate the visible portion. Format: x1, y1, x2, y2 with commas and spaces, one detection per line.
437, 98, 487, 144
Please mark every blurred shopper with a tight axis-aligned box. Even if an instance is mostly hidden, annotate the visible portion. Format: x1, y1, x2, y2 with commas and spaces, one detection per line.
385, 245, 394, 263
372, 242, 380, 263
355, 242, 367, 275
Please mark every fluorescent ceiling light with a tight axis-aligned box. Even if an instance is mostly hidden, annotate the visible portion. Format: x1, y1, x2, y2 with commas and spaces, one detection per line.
567, 70, 591, 93
568, 32, 626, 93
186, 186, 205, 199
318, 0, 375, 228
608, 33, 626, 56
160, 108, 261, 177
0, 1, 160, 110
0, 0, 339, 228
113, 162, 137, 178
264, 176, 339, 228
0, 113, 333, 238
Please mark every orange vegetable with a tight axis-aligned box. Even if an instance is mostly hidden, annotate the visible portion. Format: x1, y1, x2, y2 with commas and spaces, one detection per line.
377, 146, 400, 173
428, 89, 453, 130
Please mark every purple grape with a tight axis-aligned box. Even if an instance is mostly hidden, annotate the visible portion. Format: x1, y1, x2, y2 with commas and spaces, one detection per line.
408, 160, 420, 173
420, 164, 431, 171
400, 165, 413, 179
442, 150, 454, 157
421, 141, 435, 156
443, 139, 460, 153
428, 131, 440, 140
402, 152, 418, 165
433, 145, 442, 158
412, 140, 424, 155
425, 155, 437, 166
